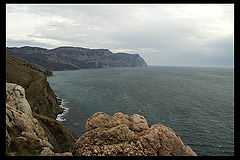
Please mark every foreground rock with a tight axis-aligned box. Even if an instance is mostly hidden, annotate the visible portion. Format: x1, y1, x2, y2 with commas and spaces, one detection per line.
73, 112, 197, 156
6, 83, 52, 155
6, 83, 74, 156
39, 147, 72, 156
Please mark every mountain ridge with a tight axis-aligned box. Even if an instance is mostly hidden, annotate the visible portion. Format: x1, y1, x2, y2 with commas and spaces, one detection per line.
6, 46, 147, 71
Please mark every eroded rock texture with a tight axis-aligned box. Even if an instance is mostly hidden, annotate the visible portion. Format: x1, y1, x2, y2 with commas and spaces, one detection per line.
6, 83, 53, 155
73, 112, 197, 156
6, 83, 74, 156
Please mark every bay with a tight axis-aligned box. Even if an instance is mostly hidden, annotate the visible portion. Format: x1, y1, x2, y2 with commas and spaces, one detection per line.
47, 66, 234, 156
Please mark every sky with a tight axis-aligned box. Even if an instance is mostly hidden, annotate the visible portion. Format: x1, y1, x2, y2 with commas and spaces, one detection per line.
6, 4, 234, 67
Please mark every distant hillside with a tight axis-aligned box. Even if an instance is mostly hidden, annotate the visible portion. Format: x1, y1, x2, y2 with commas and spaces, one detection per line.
6, 46, 147, 71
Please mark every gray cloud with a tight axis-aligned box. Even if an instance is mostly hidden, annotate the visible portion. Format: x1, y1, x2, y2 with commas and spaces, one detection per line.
6, 38, 56, 48
6, 4, 234, 67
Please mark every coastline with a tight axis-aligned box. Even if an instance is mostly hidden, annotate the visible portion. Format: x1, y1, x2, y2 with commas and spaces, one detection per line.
56, 97, 70, 122
47, 72, 70, 122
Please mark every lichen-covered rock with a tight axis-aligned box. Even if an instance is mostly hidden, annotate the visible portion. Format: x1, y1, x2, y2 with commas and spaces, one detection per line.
85, 112, 150, 133
128, 114, 149, 131
6, 83, 32, 118
39, 147, 55, 156
73, 112, 197, 156
6, 83, 53, 155
85, 112, 118, 131
39, 147, 72, 156
6, 130, 11, 150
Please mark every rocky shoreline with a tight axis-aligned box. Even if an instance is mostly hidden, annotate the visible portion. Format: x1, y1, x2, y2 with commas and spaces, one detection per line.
6, 51, 197, 156
56, 98, 70, 122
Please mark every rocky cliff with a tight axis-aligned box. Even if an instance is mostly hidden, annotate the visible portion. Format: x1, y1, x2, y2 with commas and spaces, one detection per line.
6, 53, 78, 155
73, 112, 197, 156
6, 46, 147, 71
6, 83, 72, 156
6, 52, 61, 118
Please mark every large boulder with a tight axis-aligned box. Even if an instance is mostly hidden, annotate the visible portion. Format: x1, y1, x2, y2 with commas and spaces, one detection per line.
73, 112, 197, 156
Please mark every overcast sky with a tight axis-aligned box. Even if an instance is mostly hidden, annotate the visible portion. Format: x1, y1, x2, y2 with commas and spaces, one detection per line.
6, 4, 234, 67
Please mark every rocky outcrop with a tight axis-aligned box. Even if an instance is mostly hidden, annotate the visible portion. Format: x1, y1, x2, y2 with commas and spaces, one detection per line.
6, 46, 147, 71
6, 52, 62, 119
6, 83, 75, 156
6, 53, 78, 155
73, 112, 197, 156
6, 83, 53, 155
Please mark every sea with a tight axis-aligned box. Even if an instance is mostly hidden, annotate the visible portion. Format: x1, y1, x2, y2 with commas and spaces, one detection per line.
47, 66, 234, 156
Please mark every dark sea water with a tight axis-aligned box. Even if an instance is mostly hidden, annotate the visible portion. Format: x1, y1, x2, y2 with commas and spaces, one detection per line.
47, 66, 234, 156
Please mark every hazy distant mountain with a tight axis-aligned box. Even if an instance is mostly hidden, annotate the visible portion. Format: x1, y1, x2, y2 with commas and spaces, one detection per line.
6, 46, 147, 71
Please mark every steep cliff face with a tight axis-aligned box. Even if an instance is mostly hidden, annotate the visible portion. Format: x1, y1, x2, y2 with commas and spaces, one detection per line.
6, 46, 147, 71
108, 53, 147, 67
73, 112, 197, 156
6, 53, 78, 154
6, 52, 61, 118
